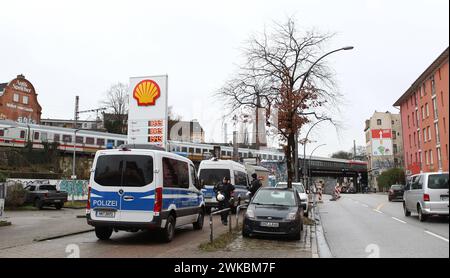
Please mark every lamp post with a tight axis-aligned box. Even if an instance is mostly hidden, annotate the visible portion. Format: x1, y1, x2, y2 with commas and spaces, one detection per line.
302, 118, 331, 188
308, 143, 326, 210
294, 46, 354, 183
71, 129, 79, 205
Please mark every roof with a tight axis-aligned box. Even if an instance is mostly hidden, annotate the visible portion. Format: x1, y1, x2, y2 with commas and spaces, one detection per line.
393, 47, 449, 106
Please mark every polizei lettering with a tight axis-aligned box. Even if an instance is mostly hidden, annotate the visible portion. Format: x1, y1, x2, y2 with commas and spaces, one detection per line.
92, 199, 118, 207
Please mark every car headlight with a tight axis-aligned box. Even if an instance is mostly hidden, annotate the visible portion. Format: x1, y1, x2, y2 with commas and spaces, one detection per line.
246, 209, 255, 219
286, 212, 297, 220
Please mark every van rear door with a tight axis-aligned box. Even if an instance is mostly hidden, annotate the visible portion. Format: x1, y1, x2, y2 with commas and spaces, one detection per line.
427, 173, 449, 213
91, 153, 155, 223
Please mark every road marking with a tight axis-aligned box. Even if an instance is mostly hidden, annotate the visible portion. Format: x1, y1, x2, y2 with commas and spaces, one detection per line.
425, 231, 449, 243
376, 203, 385, 211
361, 204, 369, 208
373, 209, 383, 214
391, 217, 406, 224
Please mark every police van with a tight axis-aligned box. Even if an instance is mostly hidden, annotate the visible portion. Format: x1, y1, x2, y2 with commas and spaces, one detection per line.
198, 158, 250, 212
86, 145, 205, 242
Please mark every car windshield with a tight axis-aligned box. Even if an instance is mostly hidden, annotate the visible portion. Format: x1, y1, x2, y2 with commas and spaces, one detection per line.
94, 155, 154, 187
275, 182, 305, 193
252, 189, 296, 206
391, 185, 403, 190
427, 174, 449, 189
199, 169, 230, 185
39, 185, 57, 191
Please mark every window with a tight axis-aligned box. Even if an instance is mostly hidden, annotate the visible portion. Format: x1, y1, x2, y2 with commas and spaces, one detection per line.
376, 119, 382, 125
409, 134, 412, 148
117, 140, 125, 146
234, 171, 248, 187
393, 144, 398, 154
421, 106, 424, 120
20, 130, 25, 139
438, 68, 442, 80
53, 134, 60, 142
181, 147, 187, 153
76, 136, 84, 144
97, 138, 105, 146
425, 151, 428, 165
195, 148, 201, 154
427, 173, 449, 189
41, 132, 48, 142
431, 76, 436, 95
407, 115, 410, 128
23, 95, 29, 104
162, 157, 189, 188
441, 91, 444, 106
437, 147, 442, 170
94, 155, 154, 187
391, 120, 394, 125
190, 164, 200, 190
33, 132, 39, 140
422, 83, 426, 96
0, 130, 4, 137
444, 118, 447, 134
425, 103, 429, 118
392, 130, 396, 139
62, 135, 72, 143
412, 112, 415, 126
427, 127, 431, 143
199, 168, 230, 185
435, 123, 440, 144
189, 147, 194, 154
432, 97, 438, 119
429, 149, 433, 165
423, 128, 426, 142
86, 137, 95, 145
13, 93, 19, 102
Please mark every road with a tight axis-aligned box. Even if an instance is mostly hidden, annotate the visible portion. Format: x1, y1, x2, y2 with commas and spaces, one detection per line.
318, 193, 449, 258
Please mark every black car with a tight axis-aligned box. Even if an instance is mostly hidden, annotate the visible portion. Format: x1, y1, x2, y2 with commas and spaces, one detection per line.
242, 187, 304, 240
388, 184, 404, 201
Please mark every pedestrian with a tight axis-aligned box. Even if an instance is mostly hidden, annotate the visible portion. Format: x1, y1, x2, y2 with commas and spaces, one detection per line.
214, 176, 235, 226
249, 173, 262, 198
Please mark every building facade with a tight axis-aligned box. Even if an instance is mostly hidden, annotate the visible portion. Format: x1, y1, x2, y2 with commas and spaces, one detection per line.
0, 74, 42, 124
394, 47, 449, 175
365, 111, 404, 189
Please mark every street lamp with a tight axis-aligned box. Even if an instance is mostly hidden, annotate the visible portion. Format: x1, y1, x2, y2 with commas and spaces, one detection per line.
308, 143, 326, 210
71, 129, 79, 205
302, 118, 332, 187
293, 46, 354, 183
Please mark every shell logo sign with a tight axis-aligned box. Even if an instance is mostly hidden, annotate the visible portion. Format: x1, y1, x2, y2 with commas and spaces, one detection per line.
133, 79, 161, 106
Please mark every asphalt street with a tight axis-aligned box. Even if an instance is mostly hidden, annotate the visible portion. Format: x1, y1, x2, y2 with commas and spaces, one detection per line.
318, 193, 449, 258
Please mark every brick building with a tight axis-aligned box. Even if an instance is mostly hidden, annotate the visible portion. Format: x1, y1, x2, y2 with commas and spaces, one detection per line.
0, 74, 42, 124
393, 47, 449, 175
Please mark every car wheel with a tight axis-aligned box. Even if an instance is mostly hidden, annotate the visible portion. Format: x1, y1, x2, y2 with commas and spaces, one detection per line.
403, 202, 411, 217
242, 229, 250, 238
193, 209, 204, 230
388, 197, 392, 202
55, 203, 63, 210
95, 227, 112, 240
34, 199, 43, 210
418, 206, 427, 222
161, 215, 176, 242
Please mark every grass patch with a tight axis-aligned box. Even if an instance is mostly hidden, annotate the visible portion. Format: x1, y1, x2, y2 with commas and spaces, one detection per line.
199, 230, 241, 252
5, 205, 37, 211
0, 220, 12, 227
303, 217, 316, 225
64, 201, 87, 209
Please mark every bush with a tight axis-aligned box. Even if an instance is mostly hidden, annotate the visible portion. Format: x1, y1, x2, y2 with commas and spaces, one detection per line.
377, 168, 405, 191
5, 183, 26, 208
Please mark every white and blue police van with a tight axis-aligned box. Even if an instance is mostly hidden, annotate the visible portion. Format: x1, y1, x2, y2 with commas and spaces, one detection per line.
86, 145, 205, 242
198, 158, 250, 213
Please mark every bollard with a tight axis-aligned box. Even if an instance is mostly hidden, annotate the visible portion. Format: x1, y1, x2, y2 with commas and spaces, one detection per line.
235, 204, 248, 230
229, 212, 232, 233
209, 208, 231, 243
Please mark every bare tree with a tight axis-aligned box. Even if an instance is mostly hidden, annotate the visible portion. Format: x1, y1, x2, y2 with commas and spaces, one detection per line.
101, 82, 129, 134
219, 17, 346, 187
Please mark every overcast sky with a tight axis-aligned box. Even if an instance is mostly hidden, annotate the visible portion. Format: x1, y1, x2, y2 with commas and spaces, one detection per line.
1, 0, 448, 157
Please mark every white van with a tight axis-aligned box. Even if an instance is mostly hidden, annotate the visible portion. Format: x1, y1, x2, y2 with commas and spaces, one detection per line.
87, 146, 205, 242
198, 158, 250, 212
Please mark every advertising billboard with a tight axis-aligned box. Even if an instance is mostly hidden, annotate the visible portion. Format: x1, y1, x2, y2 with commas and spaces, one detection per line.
127, 75, 168, 149
371, 129, 392, 156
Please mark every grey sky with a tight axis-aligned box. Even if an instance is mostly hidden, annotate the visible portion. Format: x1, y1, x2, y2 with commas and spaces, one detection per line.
1, 0, 448, 157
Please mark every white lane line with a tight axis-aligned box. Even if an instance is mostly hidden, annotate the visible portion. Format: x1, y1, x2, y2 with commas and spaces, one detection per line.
373, 209, 383, 214
425, 231, 449, 243
361, 204, 369, 208
391, 217, 406, 224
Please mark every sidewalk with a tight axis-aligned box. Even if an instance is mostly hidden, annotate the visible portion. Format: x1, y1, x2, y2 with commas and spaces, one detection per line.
0, 208, 91, 250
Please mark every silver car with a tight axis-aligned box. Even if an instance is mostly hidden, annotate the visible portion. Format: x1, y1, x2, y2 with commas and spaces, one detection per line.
403, 172, 449, 222
275, 182, 309, 217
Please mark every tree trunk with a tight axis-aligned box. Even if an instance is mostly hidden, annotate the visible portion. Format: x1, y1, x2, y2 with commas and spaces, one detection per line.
285, 132, 296, 188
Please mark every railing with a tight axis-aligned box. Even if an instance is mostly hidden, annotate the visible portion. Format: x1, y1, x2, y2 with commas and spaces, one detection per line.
209, 208, 232, 243
235, 204, 248, 229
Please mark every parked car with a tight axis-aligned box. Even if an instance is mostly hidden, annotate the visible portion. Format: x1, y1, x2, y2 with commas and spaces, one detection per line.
242, 187, 304, 240
388, 184, 404, 201
87, 146, 205, 242
275, 182, 308, 216
24, 183, 68, 210
403, 172, 449, 222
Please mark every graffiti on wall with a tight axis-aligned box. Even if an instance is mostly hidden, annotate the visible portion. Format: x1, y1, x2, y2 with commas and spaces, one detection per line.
5, 179, 89, 200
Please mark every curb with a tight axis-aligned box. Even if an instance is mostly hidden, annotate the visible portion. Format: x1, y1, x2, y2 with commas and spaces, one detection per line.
312, 204, 333, 258
33, 228, 94, 242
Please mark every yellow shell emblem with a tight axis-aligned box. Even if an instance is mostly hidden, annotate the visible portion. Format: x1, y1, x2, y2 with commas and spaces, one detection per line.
133, 79, 161, 106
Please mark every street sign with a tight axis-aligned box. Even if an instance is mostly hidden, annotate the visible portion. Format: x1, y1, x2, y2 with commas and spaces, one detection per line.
371, 129, 393, 156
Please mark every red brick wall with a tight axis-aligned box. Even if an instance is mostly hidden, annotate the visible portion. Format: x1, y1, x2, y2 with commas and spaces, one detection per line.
0, 75, 42, 124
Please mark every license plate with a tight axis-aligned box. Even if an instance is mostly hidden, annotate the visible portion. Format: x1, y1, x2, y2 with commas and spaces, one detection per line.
96, 210, 115, 218
260, 221, 279, 228
441, 196, 449, 201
